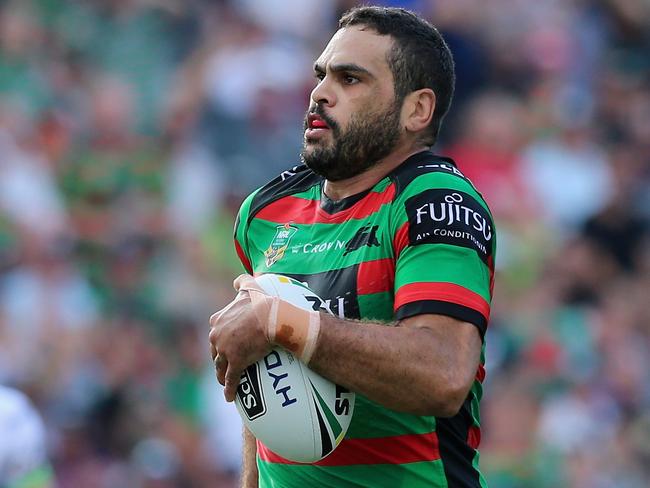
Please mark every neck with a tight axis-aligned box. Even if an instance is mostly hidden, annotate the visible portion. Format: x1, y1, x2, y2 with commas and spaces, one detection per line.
323, 145, 429, 201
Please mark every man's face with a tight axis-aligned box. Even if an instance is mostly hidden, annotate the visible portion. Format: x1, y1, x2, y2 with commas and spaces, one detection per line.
301, 27, 404, 181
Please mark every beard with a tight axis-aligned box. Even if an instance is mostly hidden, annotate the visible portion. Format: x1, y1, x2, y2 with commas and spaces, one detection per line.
300, 100, 402, 182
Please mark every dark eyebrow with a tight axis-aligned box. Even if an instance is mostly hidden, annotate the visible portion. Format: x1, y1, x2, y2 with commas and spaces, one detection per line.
313, 62, 374, 78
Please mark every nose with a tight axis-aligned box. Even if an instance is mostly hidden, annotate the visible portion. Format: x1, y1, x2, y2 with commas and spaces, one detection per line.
310, 76, 336, 107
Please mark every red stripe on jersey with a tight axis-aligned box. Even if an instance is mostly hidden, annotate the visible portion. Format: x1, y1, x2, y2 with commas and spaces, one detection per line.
393, 221, 409, 258
256, 196, 316, 223
255, 184, 395, 225
476, 363, 486, 383
234, 239, 253, 274
395, 282, 490, 321
467, 426, 481, 450
357, 258, 394, 295
257, 431, 440, 466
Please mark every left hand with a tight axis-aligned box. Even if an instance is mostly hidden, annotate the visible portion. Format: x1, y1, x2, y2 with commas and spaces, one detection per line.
209, 275, 273, 402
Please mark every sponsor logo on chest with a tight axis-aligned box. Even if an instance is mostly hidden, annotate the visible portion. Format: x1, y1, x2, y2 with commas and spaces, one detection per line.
290, 225, 382, 256
343, 225, 380, 255
291, 240, 347, 254
406, 189, 493, 263
286, 266, 361, 320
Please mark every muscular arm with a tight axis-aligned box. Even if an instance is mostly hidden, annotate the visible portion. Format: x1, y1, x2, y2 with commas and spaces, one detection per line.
210, 277, 482, 417
308, 313, 482, 417
240, 427, 258, 488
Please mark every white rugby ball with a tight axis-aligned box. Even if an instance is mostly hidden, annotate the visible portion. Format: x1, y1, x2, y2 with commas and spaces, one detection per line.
234, 273, 355, 463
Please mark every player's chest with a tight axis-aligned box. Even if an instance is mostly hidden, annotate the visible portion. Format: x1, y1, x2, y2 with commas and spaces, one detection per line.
248, 215, 395, 321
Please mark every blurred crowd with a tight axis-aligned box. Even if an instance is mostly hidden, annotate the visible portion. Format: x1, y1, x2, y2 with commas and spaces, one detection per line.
0, 0, 648, 487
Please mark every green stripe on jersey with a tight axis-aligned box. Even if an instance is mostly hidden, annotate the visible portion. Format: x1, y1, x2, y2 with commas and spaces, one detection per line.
291, 177, 391, 200
473, 451, 489, 488
258, 459, 448, 488
347, 395, 435, 438
234, 188, 260, 264
249, 219, 392, 275
358, 291, 394, 321
290, 187, 319, 200
392, 171, 490, 216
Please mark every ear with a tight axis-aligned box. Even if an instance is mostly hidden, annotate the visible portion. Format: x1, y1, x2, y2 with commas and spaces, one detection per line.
402, 88, 436, 134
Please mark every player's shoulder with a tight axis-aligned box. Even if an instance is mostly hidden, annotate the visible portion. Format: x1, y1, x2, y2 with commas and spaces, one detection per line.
239, 165, 321, 224
388, 151, 496, 261
389, 150, 485, 203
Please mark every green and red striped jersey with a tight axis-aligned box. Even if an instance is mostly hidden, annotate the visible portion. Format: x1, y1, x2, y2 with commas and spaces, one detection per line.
234, 151, 495, 488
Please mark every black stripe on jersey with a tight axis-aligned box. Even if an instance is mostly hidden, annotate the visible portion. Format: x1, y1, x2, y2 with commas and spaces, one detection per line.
436, 396, 482, 488
282, 266, 361, 320
320, 186, 372, 214
247, 165, 321, 225
395, 300, 487, 339
388, 151, 474, 198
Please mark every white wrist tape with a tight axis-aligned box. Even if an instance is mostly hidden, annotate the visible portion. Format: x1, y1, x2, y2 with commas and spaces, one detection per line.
236, 277, 321, 364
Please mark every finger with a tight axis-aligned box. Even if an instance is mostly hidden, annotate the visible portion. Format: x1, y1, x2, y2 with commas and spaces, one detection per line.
233, 274, 251, 291
209, 310, 221, 328
209, 341, 217, 362
224, 363, 242, 403
215, 354, 228, 386
234, 274, 264, 293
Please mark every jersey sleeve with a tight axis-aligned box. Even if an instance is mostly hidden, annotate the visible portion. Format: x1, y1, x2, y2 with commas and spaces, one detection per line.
390, 171, 496, 339
233, 190, 259, 275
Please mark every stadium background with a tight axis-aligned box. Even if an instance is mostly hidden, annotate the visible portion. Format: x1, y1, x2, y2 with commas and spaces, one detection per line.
0, 0, 649, 486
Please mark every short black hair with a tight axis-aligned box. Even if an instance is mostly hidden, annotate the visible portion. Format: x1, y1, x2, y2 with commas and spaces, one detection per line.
338, 6, 455, 146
